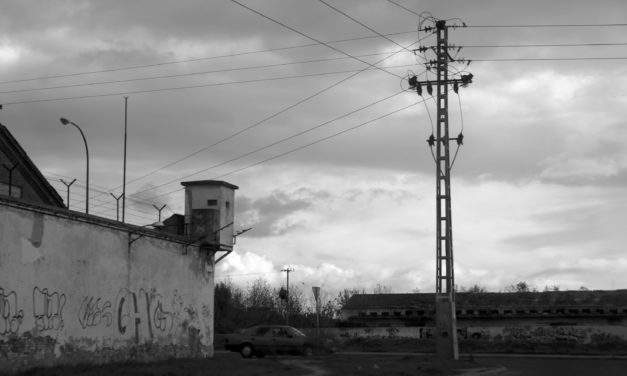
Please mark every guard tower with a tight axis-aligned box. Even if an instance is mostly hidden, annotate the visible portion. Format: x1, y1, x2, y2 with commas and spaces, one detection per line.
181, 180, 238, 261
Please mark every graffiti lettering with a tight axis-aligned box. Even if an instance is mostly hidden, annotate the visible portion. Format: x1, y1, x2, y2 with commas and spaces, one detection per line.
32, 287, 65, 331
116, 288, 187, 341
1, 287, 24, 336
153, 301, 172, 332
77, 297, 112, 329
117, 289, 141, 340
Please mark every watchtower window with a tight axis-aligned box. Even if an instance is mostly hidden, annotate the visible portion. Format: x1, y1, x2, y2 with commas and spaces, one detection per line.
207, 199, 218, 206
225, 201, 230, 210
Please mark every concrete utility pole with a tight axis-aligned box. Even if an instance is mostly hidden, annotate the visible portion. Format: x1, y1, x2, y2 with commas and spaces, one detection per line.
282, 267, 293, 325
408, 18, 473, 361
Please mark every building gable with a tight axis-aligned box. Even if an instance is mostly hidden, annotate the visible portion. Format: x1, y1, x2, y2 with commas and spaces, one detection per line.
0, 124, 65, 208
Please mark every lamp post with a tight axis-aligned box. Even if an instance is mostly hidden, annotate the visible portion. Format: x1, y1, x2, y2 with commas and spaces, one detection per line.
60, 117, 89, 214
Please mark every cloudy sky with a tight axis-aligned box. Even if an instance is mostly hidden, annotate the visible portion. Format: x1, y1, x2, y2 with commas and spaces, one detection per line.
1, 0, 626, 296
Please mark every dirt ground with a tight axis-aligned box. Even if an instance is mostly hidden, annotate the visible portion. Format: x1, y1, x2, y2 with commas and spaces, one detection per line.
15, 352, 627, 376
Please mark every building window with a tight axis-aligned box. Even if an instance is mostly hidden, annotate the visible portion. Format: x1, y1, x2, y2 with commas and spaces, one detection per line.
0, 182, 22, 199
369, 312, 378, 317
225, 201, 230, 210
207, 199, 218, 206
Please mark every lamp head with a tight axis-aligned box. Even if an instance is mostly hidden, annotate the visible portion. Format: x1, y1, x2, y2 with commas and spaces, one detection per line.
59, 117, 70, 125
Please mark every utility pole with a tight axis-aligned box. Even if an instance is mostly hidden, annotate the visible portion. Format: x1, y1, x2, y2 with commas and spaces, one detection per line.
110, 192, 124, 221
408, 18, 473, 361
122, 96, 128, 223
60, 178, 76, 209
281, 267, 293, 325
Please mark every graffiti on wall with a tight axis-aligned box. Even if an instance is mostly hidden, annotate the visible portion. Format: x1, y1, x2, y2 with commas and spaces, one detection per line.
1, 285, 198, 340
77, 297, 112, 329
117, 288, 188, 341
32, 287, 65, 332
1, 287, 24, 335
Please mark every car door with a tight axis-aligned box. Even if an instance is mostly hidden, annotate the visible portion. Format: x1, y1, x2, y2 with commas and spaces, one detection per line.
252, 326, 271, 351
270, 327, 290, 353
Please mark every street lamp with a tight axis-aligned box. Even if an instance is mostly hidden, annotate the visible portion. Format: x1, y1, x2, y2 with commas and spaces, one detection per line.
60, 117, 89, 214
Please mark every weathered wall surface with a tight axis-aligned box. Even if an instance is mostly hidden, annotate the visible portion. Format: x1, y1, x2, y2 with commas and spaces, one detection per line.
0, 200, 214, 372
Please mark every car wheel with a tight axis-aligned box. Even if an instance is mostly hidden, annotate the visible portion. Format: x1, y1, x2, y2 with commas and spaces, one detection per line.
240, 344, 254, 358
302, 345, 313, 357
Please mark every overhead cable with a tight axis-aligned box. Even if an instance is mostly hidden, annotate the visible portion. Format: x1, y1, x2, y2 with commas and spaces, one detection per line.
228, 0, 401, 78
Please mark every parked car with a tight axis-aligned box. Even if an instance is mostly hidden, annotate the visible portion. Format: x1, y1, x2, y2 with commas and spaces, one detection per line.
222, 325, 314, 358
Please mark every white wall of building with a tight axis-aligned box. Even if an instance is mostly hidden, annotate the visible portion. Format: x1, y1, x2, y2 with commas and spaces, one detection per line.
0, 199, 214, 371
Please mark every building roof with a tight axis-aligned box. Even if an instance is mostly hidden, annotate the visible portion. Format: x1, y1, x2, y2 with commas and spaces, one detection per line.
0, 124, 65, 207
180, 180, 239, 190
343, 290, 627, 311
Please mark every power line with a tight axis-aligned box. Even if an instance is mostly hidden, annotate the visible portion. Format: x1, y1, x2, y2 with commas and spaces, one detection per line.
469, 56, 627, 62
150, 98, 423, 201
213, 100, 422, 179
465, 23, 627, 28
317, 0, 412, 53
95, 38, 426, 196
129, 89, 410, 197
0, 51, 395, 95
217, 271, 283, 278
461, 42, 627, 48
385, 0, 420, 17
382, 2, 627, 30
228, 0, 401, 78
0, 30, 416, 86
1, 64, 413, 106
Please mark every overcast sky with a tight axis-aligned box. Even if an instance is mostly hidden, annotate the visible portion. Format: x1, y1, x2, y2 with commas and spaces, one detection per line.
1, 0, 626, 296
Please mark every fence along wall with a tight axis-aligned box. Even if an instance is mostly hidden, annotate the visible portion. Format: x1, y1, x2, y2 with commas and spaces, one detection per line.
0, 198, 214, 372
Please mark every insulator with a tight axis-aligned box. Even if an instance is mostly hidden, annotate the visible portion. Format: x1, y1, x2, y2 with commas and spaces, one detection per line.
426, 83, 433, 95
461, 73, 473, 86
416, 84, 422, 96
453, 81, 459, 93
408, 75, 418, 88
456, 133, 464, 145
427, 134, 436, 146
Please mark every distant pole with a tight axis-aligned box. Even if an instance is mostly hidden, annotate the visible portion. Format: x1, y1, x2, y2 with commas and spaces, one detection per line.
312, 286, 321, 350
282, 267, 293, 325
122, 96, 128, 223
60, 178, 76, 208
110, 192, 124, 221
153, 204, 166, 222
3, 163, 17, 197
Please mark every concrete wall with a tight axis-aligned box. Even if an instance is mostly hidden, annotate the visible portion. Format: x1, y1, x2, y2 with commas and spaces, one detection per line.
313, 325, 627, 343
0, 198, 214, 372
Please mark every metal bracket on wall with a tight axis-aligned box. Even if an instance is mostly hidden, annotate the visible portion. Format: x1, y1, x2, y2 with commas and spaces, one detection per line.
215, 250, 232, 264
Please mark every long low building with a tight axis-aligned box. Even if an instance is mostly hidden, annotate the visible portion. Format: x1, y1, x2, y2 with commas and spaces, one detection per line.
341, 290, 627, 326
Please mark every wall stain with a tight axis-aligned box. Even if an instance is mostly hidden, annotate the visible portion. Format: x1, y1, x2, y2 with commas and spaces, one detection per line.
28, 214, 44, 248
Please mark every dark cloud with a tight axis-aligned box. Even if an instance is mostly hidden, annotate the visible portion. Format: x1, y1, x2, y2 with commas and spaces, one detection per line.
236, 189, 317, 237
